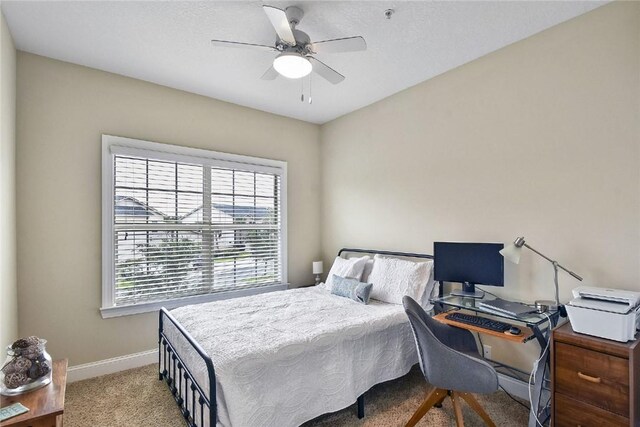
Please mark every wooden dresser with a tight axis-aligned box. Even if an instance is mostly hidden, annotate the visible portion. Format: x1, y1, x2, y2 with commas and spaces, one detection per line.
551, 322, 640, 426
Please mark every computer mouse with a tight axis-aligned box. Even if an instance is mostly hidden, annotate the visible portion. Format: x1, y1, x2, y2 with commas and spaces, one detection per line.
509, 326, 522, 335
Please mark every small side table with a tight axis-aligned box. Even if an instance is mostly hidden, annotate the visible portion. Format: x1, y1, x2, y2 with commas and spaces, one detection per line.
1, 359, 68, 427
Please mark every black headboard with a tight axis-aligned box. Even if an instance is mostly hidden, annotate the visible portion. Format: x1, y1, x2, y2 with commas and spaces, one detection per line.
338, 248, 433, 260
337, 248, 439, 298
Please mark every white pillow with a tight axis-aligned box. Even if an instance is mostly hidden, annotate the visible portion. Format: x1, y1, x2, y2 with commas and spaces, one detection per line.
325, 256, 369, 290
360, 259, 375, 283
368, 254, 434, 305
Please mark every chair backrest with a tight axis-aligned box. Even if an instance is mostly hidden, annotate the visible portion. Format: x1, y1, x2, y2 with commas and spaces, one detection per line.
403, 296, 499, 394
403, 296, 450, 385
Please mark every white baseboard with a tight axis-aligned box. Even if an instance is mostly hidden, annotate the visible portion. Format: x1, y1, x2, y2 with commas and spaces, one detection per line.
68, 349, 158, 383
67, 349, 533, 403
498, 372, 529, 401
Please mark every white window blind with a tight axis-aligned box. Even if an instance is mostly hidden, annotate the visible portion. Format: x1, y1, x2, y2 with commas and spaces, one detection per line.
102, 135, 286, 313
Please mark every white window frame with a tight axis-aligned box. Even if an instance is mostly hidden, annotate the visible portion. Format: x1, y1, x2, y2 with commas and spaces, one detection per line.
101, 135, 288, 318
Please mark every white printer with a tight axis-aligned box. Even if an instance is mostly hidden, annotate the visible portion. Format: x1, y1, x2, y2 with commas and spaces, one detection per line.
566, 286, 640, 342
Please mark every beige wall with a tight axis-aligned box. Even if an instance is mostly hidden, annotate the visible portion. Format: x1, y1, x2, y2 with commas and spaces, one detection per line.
16, 53, 321, 365
13, 1, 640, 369
320, 2, 640, 369
0, 12, 18, 349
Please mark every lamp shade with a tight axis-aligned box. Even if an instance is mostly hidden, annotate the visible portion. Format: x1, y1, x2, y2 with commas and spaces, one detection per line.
499, 243, 522, 264
273, 53, 312, 79
312, 261, 324, 275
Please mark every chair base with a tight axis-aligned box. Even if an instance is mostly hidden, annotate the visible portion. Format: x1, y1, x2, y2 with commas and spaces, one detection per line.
405, 388, 497, 427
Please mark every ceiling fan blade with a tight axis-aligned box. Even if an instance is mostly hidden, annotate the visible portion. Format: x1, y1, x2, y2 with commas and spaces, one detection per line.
311, 36, 367, 54
263, 5, 296, 46
308, 57, 345, 85
261, 65, 279, 80
211, 39, 277, 52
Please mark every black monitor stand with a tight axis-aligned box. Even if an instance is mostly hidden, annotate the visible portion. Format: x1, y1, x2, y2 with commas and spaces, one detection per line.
450, 281, 485, 299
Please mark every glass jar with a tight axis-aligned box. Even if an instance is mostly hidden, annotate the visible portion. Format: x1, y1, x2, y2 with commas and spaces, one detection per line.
0, 338, 52, 396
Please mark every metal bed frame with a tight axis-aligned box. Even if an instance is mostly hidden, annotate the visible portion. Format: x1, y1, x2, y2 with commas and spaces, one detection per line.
158, 247, 433, 427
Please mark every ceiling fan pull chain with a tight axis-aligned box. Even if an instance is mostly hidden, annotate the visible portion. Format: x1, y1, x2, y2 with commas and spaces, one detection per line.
309, 73, 313, 104
300, 77, 304, 102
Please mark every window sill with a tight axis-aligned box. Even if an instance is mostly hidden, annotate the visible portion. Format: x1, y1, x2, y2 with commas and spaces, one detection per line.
100, 283, 288, 318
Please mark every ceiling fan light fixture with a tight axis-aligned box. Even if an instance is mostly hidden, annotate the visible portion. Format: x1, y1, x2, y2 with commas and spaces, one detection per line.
273, 52, 312, 79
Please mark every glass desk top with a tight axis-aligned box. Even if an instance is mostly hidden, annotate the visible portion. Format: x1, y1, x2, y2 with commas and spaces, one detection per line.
431, 293, 559, 326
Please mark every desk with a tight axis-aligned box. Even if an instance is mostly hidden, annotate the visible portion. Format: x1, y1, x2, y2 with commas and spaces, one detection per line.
0, 359, 67, 427
431, 294, 559, 427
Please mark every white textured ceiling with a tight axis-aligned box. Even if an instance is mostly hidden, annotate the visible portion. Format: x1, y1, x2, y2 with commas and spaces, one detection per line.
2, 1, 606, 124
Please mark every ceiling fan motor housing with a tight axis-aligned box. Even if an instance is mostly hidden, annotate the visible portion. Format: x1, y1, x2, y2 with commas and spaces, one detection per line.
277, 29, 311, 54
285, 6, 304, 27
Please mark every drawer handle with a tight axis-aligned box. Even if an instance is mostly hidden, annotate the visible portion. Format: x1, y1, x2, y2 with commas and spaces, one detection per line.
577, 371, 601, 384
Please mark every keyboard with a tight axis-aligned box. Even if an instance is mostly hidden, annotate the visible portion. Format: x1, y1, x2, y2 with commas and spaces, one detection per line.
444, 312, 512, 332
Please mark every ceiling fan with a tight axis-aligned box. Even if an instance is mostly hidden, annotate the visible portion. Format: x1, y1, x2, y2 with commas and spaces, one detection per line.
211, 5, 367, 84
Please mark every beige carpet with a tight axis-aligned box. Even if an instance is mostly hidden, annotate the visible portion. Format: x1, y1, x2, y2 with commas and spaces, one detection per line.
65, 364, 528, 426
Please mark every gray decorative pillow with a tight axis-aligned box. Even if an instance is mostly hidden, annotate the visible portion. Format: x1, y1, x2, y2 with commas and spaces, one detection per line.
331, 275, 373, 304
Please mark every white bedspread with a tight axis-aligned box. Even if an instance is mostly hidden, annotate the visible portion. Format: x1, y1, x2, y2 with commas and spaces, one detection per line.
165, 285, 418, 427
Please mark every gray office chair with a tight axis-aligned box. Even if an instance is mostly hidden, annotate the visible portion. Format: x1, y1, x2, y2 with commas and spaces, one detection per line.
403, 296, 498, 427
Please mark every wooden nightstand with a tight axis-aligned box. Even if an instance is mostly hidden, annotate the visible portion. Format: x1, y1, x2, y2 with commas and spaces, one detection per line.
1, 359, 68, 427
551, 323, 640, 426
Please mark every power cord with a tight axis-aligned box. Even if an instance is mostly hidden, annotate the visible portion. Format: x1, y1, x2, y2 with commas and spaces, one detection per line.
529, 312, 551, 427
499, 385, 530, 411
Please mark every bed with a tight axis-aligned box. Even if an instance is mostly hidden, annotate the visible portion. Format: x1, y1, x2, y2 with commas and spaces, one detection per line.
158, 248, 435, 427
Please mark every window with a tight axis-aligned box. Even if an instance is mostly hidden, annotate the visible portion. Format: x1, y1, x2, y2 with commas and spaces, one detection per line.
101, 135, 287, 317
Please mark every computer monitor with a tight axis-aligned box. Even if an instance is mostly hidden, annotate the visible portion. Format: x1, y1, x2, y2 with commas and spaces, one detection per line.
434, 242, 504, 298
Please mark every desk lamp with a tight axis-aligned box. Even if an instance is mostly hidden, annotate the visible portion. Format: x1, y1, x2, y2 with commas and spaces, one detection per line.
500, 237, 583, 311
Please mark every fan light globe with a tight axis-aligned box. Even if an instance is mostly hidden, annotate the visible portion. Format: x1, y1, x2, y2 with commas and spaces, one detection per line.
273, 53, 312, 79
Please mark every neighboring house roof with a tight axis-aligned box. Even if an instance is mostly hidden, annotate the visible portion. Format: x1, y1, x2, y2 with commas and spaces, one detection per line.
181, 204, 271, 223
115, 195, 166, 218
212, 203, 270, 219
116, 195, 271, 223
